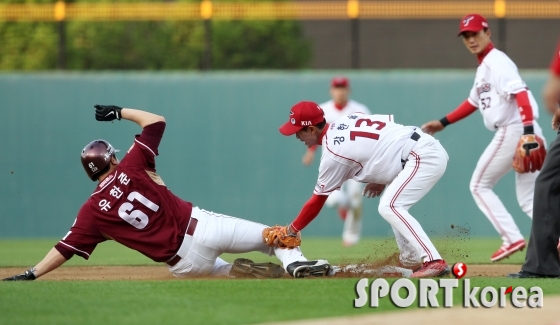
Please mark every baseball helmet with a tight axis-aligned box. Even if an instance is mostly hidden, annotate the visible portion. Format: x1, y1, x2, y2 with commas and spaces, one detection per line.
81, 139, 118, 181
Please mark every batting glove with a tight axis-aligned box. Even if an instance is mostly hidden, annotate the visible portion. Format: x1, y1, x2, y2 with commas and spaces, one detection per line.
3, 268, 37, 281
95, 105, 122, 121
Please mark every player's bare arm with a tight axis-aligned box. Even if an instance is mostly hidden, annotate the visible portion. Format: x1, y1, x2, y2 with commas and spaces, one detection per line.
302, 147, 316, 165
95, 105, 165, 128
3, 246, 68, 281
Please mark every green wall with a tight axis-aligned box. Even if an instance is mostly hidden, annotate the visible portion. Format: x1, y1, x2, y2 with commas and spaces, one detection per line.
0, 71, 555, 239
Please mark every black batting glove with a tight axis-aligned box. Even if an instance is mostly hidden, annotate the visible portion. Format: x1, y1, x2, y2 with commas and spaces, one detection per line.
3, 269, 37, 281
95, 105, 122, 121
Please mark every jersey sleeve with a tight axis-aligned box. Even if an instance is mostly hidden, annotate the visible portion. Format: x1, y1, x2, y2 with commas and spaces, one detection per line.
551, 42, 560, 76
468, 82, 479, 107
119, 121, 166, 171
54, 202, 107, 260
495, 60, 527, 96
314, 156, 357, 195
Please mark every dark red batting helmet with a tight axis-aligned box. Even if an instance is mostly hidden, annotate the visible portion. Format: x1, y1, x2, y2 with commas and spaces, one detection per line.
81, 139, 118, 181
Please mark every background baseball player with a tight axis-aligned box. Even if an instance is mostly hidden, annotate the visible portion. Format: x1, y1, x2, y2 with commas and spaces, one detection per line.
301, 76, 371, 246
509, 38, 560, 278
277, 101, 450, 278
422, 14, 547, 262
3, 105, 330, 281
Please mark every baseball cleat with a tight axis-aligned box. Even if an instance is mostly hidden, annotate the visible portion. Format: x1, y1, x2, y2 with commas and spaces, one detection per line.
491, 239, 526, 262
409, 259, 450, 278
507, 270, 560, 279
229, 258, 285, 279
286, 260, 331, 278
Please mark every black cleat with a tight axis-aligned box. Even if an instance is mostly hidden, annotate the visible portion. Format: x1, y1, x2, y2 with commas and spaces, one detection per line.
229, 258, 285, 279
507, 270, 560, 279
286, 260, 330, 278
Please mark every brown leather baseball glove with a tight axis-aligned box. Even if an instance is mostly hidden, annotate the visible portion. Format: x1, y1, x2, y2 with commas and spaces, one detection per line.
262, 225, 301, 249
513, 134, 546, 173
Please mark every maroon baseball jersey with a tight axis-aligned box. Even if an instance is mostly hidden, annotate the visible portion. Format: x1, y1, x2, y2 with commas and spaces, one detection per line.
55, 122, 193, 262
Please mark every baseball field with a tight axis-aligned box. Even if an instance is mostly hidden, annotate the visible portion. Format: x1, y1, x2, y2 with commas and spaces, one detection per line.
1, 236, 559, 325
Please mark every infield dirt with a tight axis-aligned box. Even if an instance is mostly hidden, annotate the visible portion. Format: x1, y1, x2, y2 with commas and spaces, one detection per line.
0, 263, 521, 280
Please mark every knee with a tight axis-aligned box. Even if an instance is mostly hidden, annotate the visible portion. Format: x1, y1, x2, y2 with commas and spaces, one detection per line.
378, 202, 395, 220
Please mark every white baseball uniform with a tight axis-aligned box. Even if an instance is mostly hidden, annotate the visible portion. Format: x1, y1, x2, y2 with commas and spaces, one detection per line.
467, 48, 545, 245
315, 113, 448, 266
319, 99, 371, 244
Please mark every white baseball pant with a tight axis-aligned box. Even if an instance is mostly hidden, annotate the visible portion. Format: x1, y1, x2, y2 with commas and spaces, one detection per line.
378, 134, 448, 266
469, 122, 544, 245
167, 207, 307, 277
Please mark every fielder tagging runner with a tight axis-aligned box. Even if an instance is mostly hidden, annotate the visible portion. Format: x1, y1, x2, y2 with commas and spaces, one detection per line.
301, 76, 371, 247
3, 105, 330, 281
422, 14, 547, 262
276, 101, 451, 278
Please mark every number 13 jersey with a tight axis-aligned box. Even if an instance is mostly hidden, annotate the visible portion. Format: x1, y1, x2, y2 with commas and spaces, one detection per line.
315, 113, 417, 195
55, 122, 194, 263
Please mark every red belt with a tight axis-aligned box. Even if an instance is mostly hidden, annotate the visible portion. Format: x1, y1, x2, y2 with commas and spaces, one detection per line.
166, 217, 198, 267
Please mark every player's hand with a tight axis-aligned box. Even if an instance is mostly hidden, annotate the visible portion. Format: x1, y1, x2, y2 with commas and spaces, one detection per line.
302, 150, 315, 166
362, 183, 386, 198
552, 109, 560, 131
2, 269, 36, 281
95, 105, 122, 121
421, 120, 444, 135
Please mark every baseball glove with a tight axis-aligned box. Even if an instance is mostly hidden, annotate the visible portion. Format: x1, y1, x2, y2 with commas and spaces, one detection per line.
95, 104, 122, 121
262, 225, 301, 249
513, 134, 546, 173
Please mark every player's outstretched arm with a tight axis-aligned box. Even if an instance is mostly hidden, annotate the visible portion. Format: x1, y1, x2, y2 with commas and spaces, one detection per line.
2, 248, 67, 281
94, 105, 165, 129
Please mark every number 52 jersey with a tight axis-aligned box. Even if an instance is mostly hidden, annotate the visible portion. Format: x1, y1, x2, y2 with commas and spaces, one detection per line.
315, 113, 419, 195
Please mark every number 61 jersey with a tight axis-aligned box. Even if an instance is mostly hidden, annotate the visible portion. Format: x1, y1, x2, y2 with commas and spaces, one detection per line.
315, 113, 417, 195
55, 122, 194, 263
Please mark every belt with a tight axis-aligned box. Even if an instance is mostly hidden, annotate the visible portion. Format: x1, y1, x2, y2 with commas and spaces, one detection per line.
401, 131, 421, 167
166, 217, 198, 267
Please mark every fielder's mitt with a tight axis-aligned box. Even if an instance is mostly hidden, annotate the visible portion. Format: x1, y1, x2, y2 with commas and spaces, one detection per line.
262, 225, 301, 249
513, 134, 546, 173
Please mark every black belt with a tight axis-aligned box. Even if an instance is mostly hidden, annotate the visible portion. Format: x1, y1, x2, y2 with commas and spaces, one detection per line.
401, 132, 421, 167
166, 217, 198, 267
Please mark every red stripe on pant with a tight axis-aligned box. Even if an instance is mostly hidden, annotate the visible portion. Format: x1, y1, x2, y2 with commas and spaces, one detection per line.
390, 151, 434, 261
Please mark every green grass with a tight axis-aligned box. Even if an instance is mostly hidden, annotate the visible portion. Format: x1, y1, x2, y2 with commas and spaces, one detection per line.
0, 237, 557, 325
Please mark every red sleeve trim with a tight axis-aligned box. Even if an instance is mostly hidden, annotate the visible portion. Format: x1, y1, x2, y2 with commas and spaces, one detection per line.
515, 91, 533, 126
551, 42, 560, 76
446, 100, 478, 124
291, 194, 328, 231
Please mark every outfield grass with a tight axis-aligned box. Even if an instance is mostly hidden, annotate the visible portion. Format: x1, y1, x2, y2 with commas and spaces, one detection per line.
0, 237, 556, 325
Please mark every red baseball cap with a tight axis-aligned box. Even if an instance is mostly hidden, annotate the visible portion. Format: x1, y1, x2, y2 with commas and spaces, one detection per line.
331, 76, 349, 88
457, 14, 489, 36
279, 101, 325, 136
